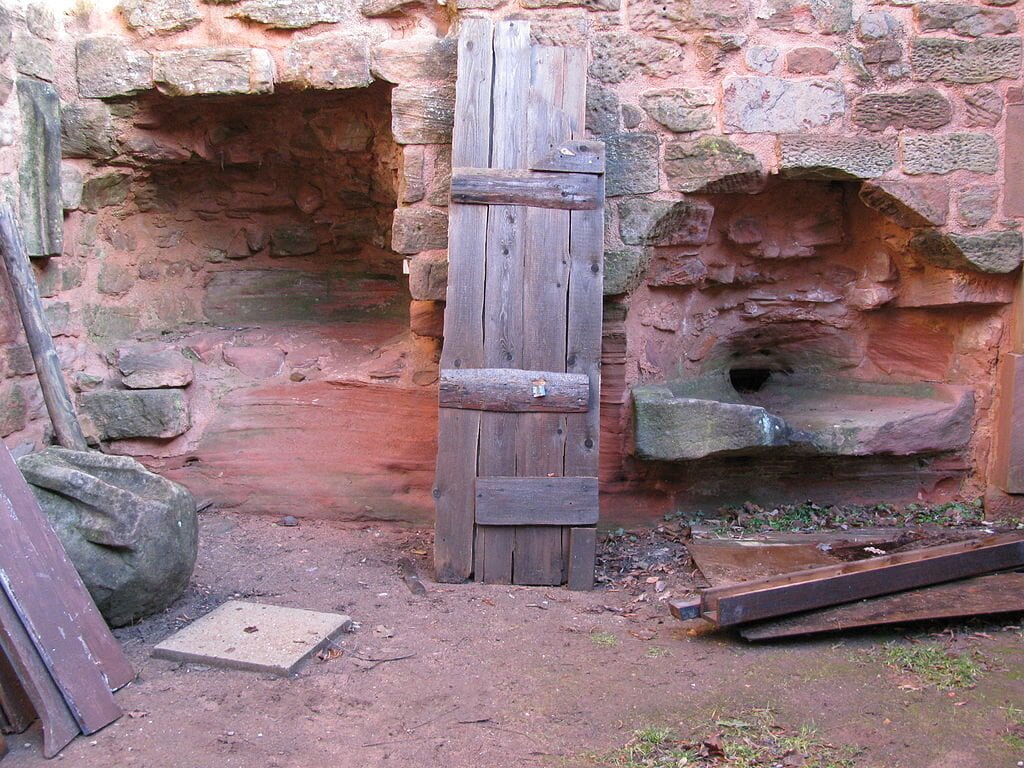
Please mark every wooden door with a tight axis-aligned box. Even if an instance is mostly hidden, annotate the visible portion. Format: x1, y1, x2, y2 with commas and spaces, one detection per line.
433, 19, 604, 587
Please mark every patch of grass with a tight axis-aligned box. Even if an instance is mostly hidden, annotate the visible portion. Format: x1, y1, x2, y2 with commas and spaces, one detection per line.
587, 707, 857, 768
609, 725, 689, 767
645, 646, 670, 658
904, 499, 984, 526
1003, 705, 1024, 752
881, 642, 983, 690
591, 631, 619, 648
708, 498, 986, 535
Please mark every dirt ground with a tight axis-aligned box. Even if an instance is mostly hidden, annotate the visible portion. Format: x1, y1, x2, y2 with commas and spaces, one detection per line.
3, 512, 1023, 768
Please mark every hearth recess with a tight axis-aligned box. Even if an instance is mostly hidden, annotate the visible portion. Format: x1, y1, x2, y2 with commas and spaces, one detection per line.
599, 176, 1016, 512
60, 83, 439, 520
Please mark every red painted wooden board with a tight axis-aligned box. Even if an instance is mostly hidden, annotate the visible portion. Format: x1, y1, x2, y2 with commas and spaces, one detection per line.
0, 646, 36, 734
0, 441, 130, 732
0, 587, 78, 756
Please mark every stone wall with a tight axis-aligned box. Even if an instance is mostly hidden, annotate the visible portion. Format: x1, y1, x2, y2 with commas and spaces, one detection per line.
0, 0, 1020, 524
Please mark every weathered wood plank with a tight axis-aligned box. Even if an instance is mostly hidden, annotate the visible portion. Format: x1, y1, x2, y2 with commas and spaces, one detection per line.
706, 532, 1024, 627
514, 44, 571, 586
451, 168, 601, 210
434, 17, 494, 583
476, 19, 532, 584
478, 525, 515, 584
567, 527, 597, 590
563, 46, 603, 487
563, 205, 604, 469
0, 649, 36, 734
530, 140, 605, 174
561, 47, 601, 590
440, 368, 589, 413
562, 47, 587, 138
475, 477, 598, 525
738, 571, 1024, 641
0, 443, 127, 733
434, 412, 481, 583
0, 584, 78, 757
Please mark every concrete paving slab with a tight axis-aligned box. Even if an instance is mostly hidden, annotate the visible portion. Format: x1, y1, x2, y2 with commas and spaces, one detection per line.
152, 600, 353, 676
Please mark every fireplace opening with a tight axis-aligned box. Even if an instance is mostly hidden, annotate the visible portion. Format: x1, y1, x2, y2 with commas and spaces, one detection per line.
66, 82, 440, 521
112, 82, 406, 336
624, 177, 993, 508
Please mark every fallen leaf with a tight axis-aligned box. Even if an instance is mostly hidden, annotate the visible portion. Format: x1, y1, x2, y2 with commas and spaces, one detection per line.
243, 626, 259, 634
373, 624, 395, 639
317, 647, 343, 662
700, 734, 725, 758
629, 629, 656, 641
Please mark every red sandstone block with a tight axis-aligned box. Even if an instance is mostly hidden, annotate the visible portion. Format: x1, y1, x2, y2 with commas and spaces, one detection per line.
409, 300, 445, 339
983, 487, 1024, 521
1004, 104, 1024, 217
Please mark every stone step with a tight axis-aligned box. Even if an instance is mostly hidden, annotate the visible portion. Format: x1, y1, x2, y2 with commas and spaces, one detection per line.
633, 377, 974, 462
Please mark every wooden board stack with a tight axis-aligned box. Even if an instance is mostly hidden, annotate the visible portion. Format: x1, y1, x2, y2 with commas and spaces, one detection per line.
0, 440, 132, 757
672, 531, 1024, 639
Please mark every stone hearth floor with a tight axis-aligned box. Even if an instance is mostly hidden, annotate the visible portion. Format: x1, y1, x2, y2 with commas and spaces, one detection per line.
2, 511, 1021, 767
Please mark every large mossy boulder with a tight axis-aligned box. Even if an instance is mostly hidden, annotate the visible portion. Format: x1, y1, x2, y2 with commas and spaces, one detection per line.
17, 447, 198, 627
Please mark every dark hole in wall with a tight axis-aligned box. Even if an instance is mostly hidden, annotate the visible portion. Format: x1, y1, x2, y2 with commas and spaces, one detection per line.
729, 367, 773, 393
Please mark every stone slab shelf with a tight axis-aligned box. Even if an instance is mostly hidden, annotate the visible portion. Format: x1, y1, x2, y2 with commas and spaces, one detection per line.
633, 375, 974, 462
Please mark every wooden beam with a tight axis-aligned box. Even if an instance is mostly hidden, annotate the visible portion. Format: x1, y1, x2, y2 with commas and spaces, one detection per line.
668, 599, 703, 621
475, 477, 598, 525
530, 140, 605, 174
0, 204, 87, 451
702, 532, 1024, 627
439, 368, 589, 413
450, 168, 601, 210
